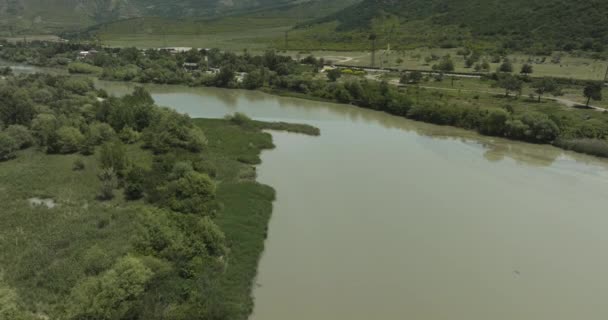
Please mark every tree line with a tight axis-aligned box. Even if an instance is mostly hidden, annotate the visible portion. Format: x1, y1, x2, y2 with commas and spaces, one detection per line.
1, 42, 607, 157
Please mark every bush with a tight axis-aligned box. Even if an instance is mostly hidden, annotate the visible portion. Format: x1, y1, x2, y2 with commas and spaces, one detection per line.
119, 127, 140, 144
142, 109, 207, 153
73, 158, 85, 171
87, 122, 116, 145
226, 112, 252, 126
480, 109, 509, 136
506, 112, 560, 142
157, 169, 216, 215
97, 167, 118, 201
66, 256, 153, 319
67, 62, 103, 74
4, 125, 34, 149
52, 126, 85, 154
99, 141, 130, 176
124, 166, 146, 200
554, 138, 608, 158
0, 132, 18, 161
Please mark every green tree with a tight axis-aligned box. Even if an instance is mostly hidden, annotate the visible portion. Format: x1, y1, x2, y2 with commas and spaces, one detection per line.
1, 273, 31, 320
99, 140, 130, 175
214, 67, 235, 87
326, 68, 342, 82
97, 167, 118, 201
409, 71, 423, 83
53, 126, 85, 154
520, 63, 534, 75
532, 78, 559, 102
66, 256, 153, 320
481, 109, 509, 136
30, 113, 58, 147
242, 69, 264, 89
158, 169, 216, 215
0, 87, 35, 126
87, 122, 116, 145
498, 59, 513, 73
497, 74, 523, 97
0, 132, 18, 161
583, 82, 603, 107
4, 125, 34, 149
119, 126, 140, 144
124, 166, 146, 200
142, 109, 207, 154
432, 55, 455, 72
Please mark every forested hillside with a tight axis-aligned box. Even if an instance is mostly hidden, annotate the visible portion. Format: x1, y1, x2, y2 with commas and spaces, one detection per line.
295, 0, 608, 52
0, 0, 309, 34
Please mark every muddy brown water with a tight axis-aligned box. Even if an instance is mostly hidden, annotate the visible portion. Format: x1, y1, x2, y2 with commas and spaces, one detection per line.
4, 66, 608, 320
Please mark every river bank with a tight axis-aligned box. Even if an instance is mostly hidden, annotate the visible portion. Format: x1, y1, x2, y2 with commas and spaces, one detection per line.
1, 44, 607, 159
0, 72, 319, 319
33, 73, 608, 320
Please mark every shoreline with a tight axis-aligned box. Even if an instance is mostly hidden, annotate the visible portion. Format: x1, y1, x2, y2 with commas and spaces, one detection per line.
2, 58, 607, 158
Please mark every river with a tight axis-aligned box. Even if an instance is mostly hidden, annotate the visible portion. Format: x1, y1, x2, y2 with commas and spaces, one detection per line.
90, 81, 608, 320
4, 63, 608, 319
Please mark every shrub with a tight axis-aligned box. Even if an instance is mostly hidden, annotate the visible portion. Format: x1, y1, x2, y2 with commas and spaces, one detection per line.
554, 138, 608, 158
0, 132, 18, 161
142, 109, 207, 153
157, 169, 216, 215
87, 122, 116, 145
97, 167, 118, 201
66, 256, 153, 320
480, 109, 509, 136
227, 112, 252, 126
53, 126, 85, 154
73, 158, 85, 171
99, 141, 130, 176
124, 166, 146, 200
67, 62, 103, 74
119, 127, 141, 144
4, 125, 34, 149
506, 112, 560, 142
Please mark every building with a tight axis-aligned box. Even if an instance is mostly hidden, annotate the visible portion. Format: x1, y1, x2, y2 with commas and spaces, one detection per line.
77, 50, 98, 60
183, 62, 199, 71
204, 68, 221, 75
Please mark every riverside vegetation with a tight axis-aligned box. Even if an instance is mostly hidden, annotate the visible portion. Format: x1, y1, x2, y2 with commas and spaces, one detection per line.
2, 41, 607, 157
0, 72, 318, 319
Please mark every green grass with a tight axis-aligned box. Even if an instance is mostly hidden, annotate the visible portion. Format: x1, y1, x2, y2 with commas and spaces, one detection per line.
281, 48, 608, 81
0, 146, 148, 312
192, 118, 320, 319
0, 118, 318, 319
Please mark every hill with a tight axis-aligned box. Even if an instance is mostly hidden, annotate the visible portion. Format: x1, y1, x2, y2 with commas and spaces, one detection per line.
290, 0, 608, 52
80, 0, 358, 49
0, 0, 304, 34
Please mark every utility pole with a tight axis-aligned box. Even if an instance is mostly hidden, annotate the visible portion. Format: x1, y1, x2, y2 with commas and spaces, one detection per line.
284, 31, 289, 51
369, 33, 377, 68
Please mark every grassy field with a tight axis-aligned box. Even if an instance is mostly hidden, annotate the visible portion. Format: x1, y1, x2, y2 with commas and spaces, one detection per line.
0, 117, 317, 319
280, 48, 608, 81
371, 73, 608, 110
96, 24, 608, 81
95, 16, 292, 50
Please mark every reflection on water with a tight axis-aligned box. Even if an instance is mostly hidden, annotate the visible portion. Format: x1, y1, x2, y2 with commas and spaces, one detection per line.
95, 79, 608, 169
94, 81, 608, 320
0, 59, 67, 75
